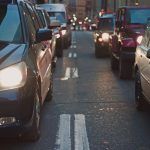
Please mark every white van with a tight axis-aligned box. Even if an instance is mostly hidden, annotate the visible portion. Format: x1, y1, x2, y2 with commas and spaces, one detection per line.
40, 4, 72, 49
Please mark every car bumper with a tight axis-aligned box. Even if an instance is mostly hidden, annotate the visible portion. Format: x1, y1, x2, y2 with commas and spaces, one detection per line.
0, 76, 36, 137
121, 51, 135, 62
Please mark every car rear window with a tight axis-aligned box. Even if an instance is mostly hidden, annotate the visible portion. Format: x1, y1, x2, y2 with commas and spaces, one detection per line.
127, 9, 150, 25
0, 5, 23, 43
98, 18, 114, 30
48, 12, 66, 24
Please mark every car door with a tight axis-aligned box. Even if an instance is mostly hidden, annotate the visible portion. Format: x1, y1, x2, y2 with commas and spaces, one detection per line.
139, 28, 150, 100
23, 3, 52, 103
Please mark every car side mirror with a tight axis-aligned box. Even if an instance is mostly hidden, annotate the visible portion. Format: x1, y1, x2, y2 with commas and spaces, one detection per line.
36, 28, 52, 43
146, 49, 150, 59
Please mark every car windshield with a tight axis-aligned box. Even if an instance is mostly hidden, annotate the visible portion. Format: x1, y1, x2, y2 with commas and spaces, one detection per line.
48, 12, 66, 24
127, 9, 150, 25
0, 5, 23, 43
98, 18, 114, 30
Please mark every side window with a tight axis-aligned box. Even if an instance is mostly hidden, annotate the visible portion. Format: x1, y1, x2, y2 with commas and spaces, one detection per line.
142, 30, 149, 48
147, 26, 150, 48
44, 11, 50, 26
25, 3, 39, 30
20, 3, 36, 42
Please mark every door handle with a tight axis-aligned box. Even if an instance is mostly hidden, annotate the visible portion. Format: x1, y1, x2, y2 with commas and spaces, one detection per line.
41, 45, 47, 51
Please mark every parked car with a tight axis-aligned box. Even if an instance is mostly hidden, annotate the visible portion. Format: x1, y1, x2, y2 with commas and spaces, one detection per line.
49, 17, 64, 57
39, 3, 72, 49
110, 7, 150, 79
94, 14, 115, 58
0, 0, 53, 140
135, 22, 150, 111
36, 7, 57, 68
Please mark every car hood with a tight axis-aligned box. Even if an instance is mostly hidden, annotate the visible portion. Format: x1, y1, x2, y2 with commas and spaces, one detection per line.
0, 43, 26, 70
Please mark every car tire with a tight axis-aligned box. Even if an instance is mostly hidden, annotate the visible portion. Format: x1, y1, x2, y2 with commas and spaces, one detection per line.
110, 54, 118, 70
119, 56, 132, 79
23, 93, 41, 141
135, 71, 145, 111
45, 73, 53, 102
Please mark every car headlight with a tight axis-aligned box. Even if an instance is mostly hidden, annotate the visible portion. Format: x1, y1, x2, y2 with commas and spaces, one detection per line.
61, 30, 67, 36
0, 62, 27, 91
102, 33, 109, 41
55, 33, 60, 39
137, 35, 143, 44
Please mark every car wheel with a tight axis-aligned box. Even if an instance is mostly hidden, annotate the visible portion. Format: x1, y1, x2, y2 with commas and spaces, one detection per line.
119, 56, 132, 79
135, 71, 145, 111
45, 73, 53, 102
23, 93, 41, 141
110, 54, 118, 70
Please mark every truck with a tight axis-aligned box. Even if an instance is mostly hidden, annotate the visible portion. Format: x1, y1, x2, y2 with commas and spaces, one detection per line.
110, 6, 150, 79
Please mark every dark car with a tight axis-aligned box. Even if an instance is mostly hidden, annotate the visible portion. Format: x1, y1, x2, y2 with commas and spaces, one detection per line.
135, 22, 150, 111
0, 0, 53, 140
36, 7, 57, 67
49, 17, 64, 57
110, 7, 150, 79
39, 4, 72, 49
94, 14, 115, 58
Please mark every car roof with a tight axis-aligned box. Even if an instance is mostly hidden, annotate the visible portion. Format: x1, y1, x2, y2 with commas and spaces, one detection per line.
100, 14, 115, 19
39, 3, 66, 12
120, 6, 150, 9
0, 0, 35, 4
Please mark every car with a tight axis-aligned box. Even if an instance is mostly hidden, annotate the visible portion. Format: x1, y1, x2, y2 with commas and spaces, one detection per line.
110, 6, 150, 79
135, 21, 150, 111
0, 0, 53, 140
94, 14, 115, 58
49, 17, 64, 57
39, 3, 72, 49
36, 7, 63, 58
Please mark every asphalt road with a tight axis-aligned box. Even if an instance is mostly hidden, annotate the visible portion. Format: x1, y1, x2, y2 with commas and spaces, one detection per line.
1, 31, 150, 150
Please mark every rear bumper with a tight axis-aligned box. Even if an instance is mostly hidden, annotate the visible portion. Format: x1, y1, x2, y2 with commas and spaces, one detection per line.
121, 51, 135, 62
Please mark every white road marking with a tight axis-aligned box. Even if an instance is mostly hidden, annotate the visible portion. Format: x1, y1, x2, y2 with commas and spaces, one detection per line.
73, 53, 77, 58
72, 68, 79, 78
55, 114, 71, 150
61, 67, 79, 80
75, 114, 90, 150
68, 52, 77, 58
73, 45, 77, 49
68, 52, 72, 58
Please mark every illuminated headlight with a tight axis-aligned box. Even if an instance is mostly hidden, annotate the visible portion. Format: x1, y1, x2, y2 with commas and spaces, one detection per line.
73, 23, 75, 26
61, 30, 67, 36
137, 35, 143, 44
0, 62, 27, 91
102, 33, 109, 41
55, 33, 60, 39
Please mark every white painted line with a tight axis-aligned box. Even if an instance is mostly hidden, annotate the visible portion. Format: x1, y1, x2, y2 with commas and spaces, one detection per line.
55, 114, 71, 150
75, 114, 90, 150
73, 53, 77, 58
65, 67, 71, 78
61, 67, 71, 80
68, 52, 72, 58
72, 68, 79, 78
70, 45, 74, 49
73, 45, 77, 49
